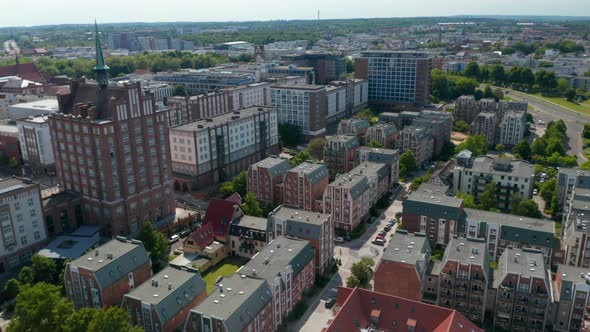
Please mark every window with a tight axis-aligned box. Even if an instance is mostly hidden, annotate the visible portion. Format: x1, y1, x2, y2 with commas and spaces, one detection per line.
14, 202, 20, 210
30, 209, 36, 217
34, 231, 41, 241
27, 198, 34, 206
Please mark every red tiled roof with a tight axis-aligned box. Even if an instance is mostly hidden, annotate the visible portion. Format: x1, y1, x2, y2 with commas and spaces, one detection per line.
188, 223, 215, 249
225, 193, 242, 205
202, 197, 241, 240
0, 63, 45, 83
324, 287, 483, 332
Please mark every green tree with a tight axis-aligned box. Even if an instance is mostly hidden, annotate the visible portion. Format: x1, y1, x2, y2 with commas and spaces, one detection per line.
457, 192, 476, 208
532, 138, 547, 156
307, 138, 326, 160
31, 254, 57, 284
18, 266, 34, 285
495, 144, 506, 152
583, 124, 590, 139
545, 138, 566, 156
218, 182, 234, 198
535, 69, 558, 90
4, 278, 20, 300
139, 221, 168, 270
345, 58, 355, 74
430, 69, 450, 100
493, 88, 505, 101
290, 150, 311, 167
512, 139, 532, 160
483, 85, 494, 98
540, 178, 557, 209
174, 84, 188, 96
61, 308, 98, 332
463, 62, 480, 78
456, 134, 488, 156
231, 171, 248, 197
514, 200, 542, 218
400, 150, 418, 176
350, 260, 372, 286
278, 123, 303, 147
346, 274, 361, 288
9, 156, 19, 168
359, 257, 375, 268
242, 192, 263, 217
478, 183, 498, 211
8, 282, 72, 332
581, 160, 590, 170
368, 139, 384, 148
557, 78, 571, 95
565, 88, 577, 101
87, 307, 143, 332
489, 64, 506, 84
453, 120, 470, 133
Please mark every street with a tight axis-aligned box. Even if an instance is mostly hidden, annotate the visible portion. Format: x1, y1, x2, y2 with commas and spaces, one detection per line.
507, 89, 590, 162
291, 199, 403, 332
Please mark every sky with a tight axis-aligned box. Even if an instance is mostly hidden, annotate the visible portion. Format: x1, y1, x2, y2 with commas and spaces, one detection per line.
1, 0, 589, 27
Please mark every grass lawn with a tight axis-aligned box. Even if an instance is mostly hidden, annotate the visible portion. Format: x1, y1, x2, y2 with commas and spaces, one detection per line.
531, 93, 590, 114
202, 257, 244, 294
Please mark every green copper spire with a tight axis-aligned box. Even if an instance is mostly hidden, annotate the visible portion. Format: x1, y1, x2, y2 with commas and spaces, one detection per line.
93, 21, 110, 87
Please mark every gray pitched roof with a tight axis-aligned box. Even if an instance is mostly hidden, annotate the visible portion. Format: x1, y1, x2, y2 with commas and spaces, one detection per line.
367, 123, 398, 136
233, 215, 270, 232
382, 232, 431, 265
351, 162, 389, 182
326, 135, 360, 149
270, 207, 330, 241
190, 274, 272, 332
252, 156, 291, 178
467, 155, 535, 178
331, 173, 369, 199
124, 266, 206, 324
239, 236, 314, 284
70, 237, 151, 289
493, 248, 547, 289
288, 162, 329, 185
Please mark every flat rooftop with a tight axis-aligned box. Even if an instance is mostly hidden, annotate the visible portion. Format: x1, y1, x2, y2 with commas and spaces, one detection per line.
270, 84, 325, 90
125, 266, 204, 306
171, 106, 271, 132
464, 208, 554, 234
382, 232, 430, 265
8, 98, 58, 111
271, 206, 330, 225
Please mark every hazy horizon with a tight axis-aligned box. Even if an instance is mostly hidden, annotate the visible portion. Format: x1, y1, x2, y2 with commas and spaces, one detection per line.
1, 0, 589, 28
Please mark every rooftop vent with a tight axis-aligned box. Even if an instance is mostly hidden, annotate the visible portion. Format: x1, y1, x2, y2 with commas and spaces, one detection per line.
168, 283, 172, 290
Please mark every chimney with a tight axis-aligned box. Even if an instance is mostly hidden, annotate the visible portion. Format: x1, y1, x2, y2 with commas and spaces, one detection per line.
168, 283, 172, 290
95, 249, 99, 256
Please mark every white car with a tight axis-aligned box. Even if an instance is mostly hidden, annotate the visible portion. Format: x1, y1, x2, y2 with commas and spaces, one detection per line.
169, 234, 180, 244
335, 236, 345, 243
533, 189, 539, 195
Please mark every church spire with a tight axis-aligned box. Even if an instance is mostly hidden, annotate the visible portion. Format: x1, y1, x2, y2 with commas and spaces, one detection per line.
93, 21, 109, 88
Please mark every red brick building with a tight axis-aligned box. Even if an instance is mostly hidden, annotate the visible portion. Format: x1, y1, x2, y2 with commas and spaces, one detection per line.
238, 236, 315, 330
0, 123, 20, 163
283, 162, 329, 212
121, 266, 207, 332
269, 206, 334, 275
42, 191, 83, 236
323, 287, 483, 332
247, 156, 291, 207
324, 135, 359, 179
185, 274, 274, 332
64, 237, 152, 309
374, 231, 430, 301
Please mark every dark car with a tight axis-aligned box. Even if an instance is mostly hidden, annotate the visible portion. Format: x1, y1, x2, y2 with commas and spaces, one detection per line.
180, 229, 191, 237
384, 226, 392, 232
325, 297, 336, 309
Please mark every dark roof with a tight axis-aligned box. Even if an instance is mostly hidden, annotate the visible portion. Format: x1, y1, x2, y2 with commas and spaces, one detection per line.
326, 287, 483, 332
251, 156, 291, 178
187, 223, 215, 249
69, 237, 150, 289
190, 274, 272, 332
239, 236, 314, 284
124, 266, 206, 324
229, 216, 269, 242
202, 198, 243, 239
288, 162, 329, 185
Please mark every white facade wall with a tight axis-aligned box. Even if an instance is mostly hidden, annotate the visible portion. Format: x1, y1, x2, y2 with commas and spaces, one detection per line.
16, 117, 54, 166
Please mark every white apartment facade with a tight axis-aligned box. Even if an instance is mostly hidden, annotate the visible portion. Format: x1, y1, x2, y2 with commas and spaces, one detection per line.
16, 116, 55, 175
497, 110, 527, 147
0, 178, 47, 273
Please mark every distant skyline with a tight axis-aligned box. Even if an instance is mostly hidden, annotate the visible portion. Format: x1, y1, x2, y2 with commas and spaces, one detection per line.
1, 0, 589, 27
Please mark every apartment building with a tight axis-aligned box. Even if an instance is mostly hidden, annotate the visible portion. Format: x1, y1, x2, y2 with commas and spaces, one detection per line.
0, 123, 20, 164
453, 155, 535, 210
470, 111, 498, 146
364, 123, 398, 148
395, 125, 434, 166
247, 156, 291, 207
269, 206, 334, 275
121, 266, 207, 332
153, 69, 256, 95
64, 237, 152, 309
413, 110, 453, 157
555, 168, 588, 216
328, 79, 369, 115
356, 146, 400, 184
355, 51, 432, 111
0, 178, 46, 273
324, 287, 483, 332
16, 115, 54, 176
266, 65, 315, 84
282, 52, 346, 84
238, 237, 315, 329
374, 231, 431, 301
493, 248, 551, 332
169, 106, 279, 189
324, 135, 360, 179
271, 84, 328, 139
282, 162, 329, 212
402, 183, 464, 245
498, 110, 527, 147
228, 215, 271, 259
337, 118, 369, 139
454, 95, 479, 123
323, 162, 390, 231
552, 265, 590, 332
563, 195, 590, 269
185, 274, 274, 332
434, 237, 489, 324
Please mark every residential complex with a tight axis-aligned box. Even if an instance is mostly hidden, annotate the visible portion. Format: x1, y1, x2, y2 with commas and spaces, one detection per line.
16, 115, 54, 175
374, 231, 431, 301
453, 155, 535, 209
395, 125, 434, 166
121, 266, 207, 332
64, 237, 152, 309
169, 106, 278, 189
269, 206, 335, 275
337, 117, 369, 139
498, 109, 527, 146
153, 69, 256, 95
552, 264, 590, 332
324, 135, 360, 179
282, 162, 329, 212
0, 178, 46, 273
247, 156, 291, 207
282, 52, 346, 84
355, 51, 432, 111
356, 146, 400, 184
228, 215, 271, 259
470, 111, 498, 145
364, 123, 398, 148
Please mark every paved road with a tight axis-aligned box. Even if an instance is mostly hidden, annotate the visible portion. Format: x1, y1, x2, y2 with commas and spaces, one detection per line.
506, 89, 590, 162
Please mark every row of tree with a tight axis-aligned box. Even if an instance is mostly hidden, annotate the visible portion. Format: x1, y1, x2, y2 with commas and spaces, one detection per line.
458, 184, 541, 218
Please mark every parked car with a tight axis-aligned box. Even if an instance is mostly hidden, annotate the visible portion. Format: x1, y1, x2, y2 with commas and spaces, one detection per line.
379, 231, 387, 237
168, 234, 180, 244
367, 217, 376, 224
180, 229, 191, 237
325, 297, 336, 309
376, 234, 384, 240
335, 236, 345, 243
384, 226, 392, 232
533, 189, 539, 195
372, 239, 385, 246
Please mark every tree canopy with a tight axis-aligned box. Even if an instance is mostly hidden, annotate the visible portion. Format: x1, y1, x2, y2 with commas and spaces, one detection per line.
399, 150, 418, 177
139, 220, 168, 271
242, 192, 263, 217
278, 123, 304, 147
455, 134, 488, 157
307, 138, 326, 160
478, 183, 498, 211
